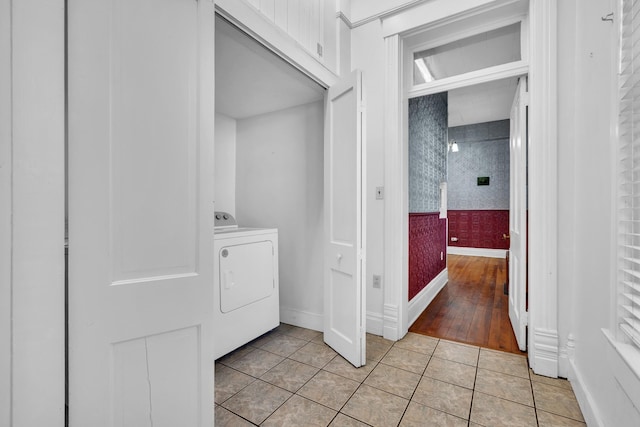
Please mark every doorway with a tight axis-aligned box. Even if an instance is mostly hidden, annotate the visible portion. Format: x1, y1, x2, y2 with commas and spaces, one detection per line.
406, 77, 525, 354
214, 15, 367, 368
379, 0, 559, 375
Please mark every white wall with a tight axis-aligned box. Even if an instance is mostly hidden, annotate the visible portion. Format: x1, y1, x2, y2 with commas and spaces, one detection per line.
351, 20, 386, 334
236, 101, 325, 330
557, 0, 640, 425
214, 113, 237, 216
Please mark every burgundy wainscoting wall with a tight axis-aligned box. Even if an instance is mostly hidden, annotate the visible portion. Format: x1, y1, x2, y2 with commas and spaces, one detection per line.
447, 210, 509, 250
408, 213, 447, 301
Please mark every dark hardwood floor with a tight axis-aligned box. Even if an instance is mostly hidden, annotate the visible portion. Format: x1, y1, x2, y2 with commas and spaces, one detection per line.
409, 254, 526, 355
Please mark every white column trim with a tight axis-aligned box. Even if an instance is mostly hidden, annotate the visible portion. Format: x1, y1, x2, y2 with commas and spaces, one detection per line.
527, 0, 559, 377
383, 34, 408, 341
5, 0, 66, 424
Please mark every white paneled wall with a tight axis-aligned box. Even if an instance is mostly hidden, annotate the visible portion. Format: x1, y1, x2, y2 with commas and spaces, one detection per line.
246, 0, 325, 61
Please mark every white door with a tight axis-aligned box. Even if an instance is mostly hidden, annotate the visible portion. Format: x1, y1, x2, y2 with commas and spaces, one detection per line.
68, 0, 215, 425
324, 70, 366, 367
509, 77, 528, 351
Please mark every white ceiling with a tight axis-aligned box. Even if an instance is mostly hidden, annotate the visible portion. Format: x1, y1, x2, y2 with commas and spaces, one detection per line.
447, 77, 519, 127
215, 17, 325, 120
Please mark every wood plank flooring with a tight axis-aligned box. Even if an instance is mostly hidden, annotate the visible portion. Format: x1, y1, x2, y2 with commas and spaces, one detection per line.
409, 254, 526, 355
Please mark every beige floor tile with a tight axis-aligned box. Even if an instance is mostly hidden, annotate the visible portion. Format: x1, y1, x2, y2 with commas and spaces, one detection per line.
363, 363, 421, 399
262, 394, 337, 427
424, 356, 477, 389
227, 348, 284, 377
367, 337, 394, 362
537, 409, 587, 426
433, 340, 480, 366
285, 325, 323, 341
329, 413, 370, 426
214, 364, 255, 404
260, 358, 319, 392
478, 348, 529, 379
411, 376, 473, 419
342, 384, 409, 427
532, 381, 585, 422
290, 342, 338, 368
475, 368, 534, 406
530, 369, 573, 390
297, 370, 360, 410
216, 345, 255, 366
380, 347, 430, 374
257, 333, 308, 357
323, 356, 377, 382
394, 333, 439, 355
221, 379, 291, 425
274, 322, 295, 333
214, 405, 254, 427
400, 401, 468, 427
470, 392, 537, 427
247, 331, 278, 349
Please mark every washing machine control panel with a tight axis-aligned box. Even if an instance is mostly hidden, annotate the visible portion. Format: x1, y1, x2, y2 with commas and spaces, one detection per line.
214, 211, 237, 229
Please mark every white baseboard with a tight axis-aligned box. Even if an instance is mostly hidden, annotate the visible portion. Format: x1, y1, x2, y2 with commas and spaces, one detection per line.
447, 246, 508, 258
531, 328, 559, 378
568, 358, 605, 427
366, 311, 384, 336
383, 304, 400, 341
408, 269, 448, 327
280, 307, 385, 337
279, 307, 323, 332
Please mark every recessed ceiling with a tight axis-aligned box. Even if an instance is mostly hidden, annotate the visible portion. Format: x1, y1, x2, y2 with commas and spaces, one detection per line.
215, 16, 325, 120
448, 77, 519, 127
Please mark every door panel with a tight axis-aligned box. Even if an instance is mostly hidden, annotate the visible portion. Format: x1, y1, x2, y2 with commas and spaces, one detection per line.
324, 70, 366, 367
509, 77, 528, 351
68, 0, 215, 424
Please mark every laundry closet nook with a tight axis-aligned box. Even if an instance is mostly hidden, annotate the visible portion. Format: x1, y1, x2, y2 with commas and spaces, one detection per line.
214, 16, 326, 345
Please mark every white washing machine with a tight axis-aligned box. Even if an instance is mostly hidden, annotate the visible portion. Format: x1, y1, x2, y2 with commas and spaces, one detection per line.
213, 212, 279, 359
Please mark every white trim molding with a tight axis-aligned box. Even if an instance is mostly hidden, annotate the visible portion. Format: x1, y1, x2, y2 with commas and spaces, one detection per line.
408, 269, 448, 327
532, 328, 559, 376
279, 307, 323, 332
383, 33, 408, 342
447, 247, 508, 259
366, 311, 384, 336
568, 355, 606, 427
527, 0, 559, 377
383, 303, 402, 341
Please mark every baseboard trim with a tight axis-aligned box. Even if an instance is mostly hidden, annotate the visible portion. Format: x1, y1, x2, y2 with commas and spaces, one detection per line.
568, 358, 605, 427
531, 327, 559, 377
366, 311, 384, 336
408, 269, 448, 327
383, 304, 400, 341
279, 307, 323, 332
447, 246, 508, 258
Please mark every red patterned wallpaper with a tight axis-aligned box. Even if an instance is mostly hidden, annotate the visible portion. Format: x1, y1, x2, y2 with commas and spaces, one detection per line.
447, 210, 509, 250
408, 213, 447, 301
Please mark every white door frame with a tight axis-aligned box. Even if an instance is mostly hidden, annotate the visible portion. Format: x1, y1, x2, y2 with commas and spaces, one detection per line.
2, 0, 66, 424
383, 0, 559, 377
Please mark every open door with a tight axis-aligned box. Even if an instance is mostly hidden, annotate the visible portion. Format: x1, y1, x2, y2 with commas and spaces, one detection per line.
508, 77, 528, 351
68, 0, 215, 425
324, 70, 366, 367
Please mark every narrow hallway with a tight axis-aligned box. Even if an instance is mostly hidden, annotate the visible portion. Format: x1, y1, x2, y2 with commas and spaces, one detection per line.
410, 255, 523, 355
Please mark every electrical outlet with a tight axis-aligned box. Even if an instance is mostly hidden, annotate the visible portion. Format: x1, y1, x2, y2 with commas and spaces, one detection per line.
451, 237, 458, 242
440, 251, 444, 261
372, 275, 382, 289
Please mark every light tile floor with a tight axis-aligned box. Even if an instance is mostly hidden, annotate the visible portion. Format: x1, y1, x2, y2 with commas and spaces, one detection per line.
215, 323, 586, 427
